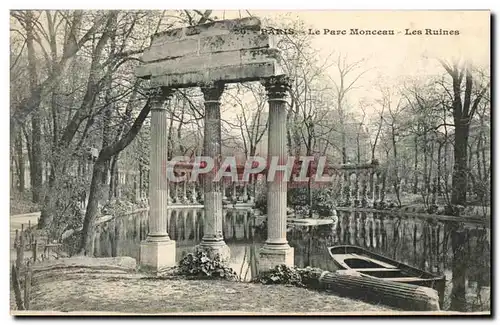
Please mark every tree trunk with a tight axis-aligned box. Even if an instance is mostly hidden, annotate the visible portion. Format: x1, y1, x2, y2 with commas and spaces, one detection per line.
423, 133, 429, 198
139, 165, 143, 198
356, 131, 361, 164
286, 115, 293, 155
15, 131, 25, 192
450, 226, 467, 311
476, 133, 482, 182
391, 126, 401, 206
26, 11, 43, 203
341, 131, 347, 164
167, 113, 175, 159
451, 123, 469, 205
413, 135, 419, 194
80, 161, 105, 255
437, 142, 443, 195
109, 155, 119, 200
79, 97, 154, 252
108, 156, 118, 200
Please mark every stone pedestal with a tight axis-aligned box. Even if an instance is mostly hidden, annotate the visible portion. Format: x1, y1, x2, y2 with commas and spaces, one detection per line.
258, 246, 294, 272
140, 240, 176, 271
140, 87, 176, 271
258, 76, 294, 272
194, 242, 231, 262
198, 82, 229, 259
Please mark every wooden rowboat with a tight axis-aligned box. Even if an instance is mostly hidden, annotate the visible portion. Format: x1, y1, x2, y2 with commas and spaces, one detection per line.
328, 245, 446, 306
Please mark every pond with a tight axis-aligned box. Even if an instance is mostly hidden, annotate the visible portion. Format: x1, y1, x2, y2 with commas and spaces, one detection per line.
92, 207, 490, 312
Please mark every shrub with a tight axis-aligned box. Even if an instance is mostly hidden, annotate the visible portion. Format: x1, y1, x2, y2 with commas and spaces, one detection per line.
297, 266, 324, 288
10, 190, 40, 215
254, 180, 268, 214
102, 199, 139, 217
254, 265, 327, 289
253, 264, 304, 287
176, 250, 238, 280
313, 188, 336, 217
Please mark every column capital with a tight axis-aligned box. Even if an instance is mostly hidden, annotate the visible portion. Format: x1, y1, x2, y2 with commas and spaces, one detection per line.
200, 81, 225, 103
148, 87, 174, 110
262, 75, 291, 100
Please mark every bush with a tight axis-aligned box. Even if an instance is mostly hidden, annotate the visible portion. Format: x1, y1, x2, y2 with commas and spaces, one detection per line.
297, 266, 324, 288
10, 190, 40, 215
254, 264, 303, 286
313, 188, 336, 217
254, 180, 268, 214
255, 178, 337, 218
175, 250, 238, 280
62, 231, 83, 257
254, 265, 327, 288
102, 199, 140, 216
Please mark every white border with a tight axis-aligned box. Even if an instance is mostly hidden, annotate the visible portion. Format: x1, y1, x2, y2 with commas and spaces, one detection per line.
2, 2, 497, 325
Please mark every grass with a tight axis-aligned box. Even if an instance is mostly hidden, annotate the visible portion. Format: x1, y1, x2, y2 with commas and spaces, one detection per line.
21, 269, 394, 315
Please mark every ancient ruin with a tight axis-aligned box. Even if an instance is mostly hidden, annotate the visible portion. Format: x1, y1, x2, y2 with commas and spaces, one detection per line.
136, 17, 293, 271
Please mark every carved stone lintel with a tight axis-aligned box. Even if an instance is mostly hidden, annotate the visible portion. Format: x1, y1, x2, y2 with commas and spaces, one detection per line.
262, 75, 291, 100
200, 82, 225, 102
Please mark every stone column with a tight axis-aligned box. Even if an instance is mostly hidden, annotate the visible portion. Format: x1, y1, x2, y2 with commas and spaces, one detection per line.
242, 182, 248, 202
191, 174, 198, 204
232, 182, 237, 202
191, 209, 197, 239
373, 172, 379, 203
361, 170, 369, 207
197, 82, 230, 260
174, 181, 179, 203
140, 87, 176, 271
167, 180, 173, 204
167, 208, 172, 230
344, 171, 351, 205
350, 172, 357, 206
259, 76, 294, 271
182, 178, 188, 204
339, 171, 345, 204
354, 171, 361, 207
222, 179, 228, 201
182, 210, 189, 241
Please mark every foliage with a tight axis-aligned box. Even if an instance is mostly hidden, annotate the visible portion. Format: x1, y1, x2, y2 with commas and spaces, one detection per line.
101, 199, 145, 217
63, 231, 83, 257
254, 264, 326, 288
175, 250, 238, 281
254, 264, 304, 287
253, 180, 267, 214
48, 175, 86, 240
287, 187, 308, 208
313, 188, 337, 217
287, 187, 336, 217
297, 266, 325, 287
10, 190, 40, 215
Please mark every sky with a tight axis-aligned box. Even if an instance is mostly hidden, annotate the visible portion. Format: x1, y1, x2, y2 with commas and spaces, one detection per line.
213, 10, 490, 120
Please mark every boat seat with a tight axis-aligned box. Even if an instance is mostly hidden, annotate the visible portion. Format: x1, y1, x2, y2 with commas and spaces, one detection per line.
354, 268, 401, 272
382, 277, 422, 282
335, 254, 399, 269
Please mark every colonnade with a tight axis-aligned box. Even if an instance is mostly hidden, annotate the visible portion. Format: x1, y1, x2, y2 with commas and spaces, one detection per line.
140, 76, 293, 271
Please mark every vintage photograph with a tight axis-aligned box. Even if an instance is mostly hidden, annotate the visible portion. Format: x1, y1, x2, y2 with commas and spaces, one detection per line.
9, 10, 490, 315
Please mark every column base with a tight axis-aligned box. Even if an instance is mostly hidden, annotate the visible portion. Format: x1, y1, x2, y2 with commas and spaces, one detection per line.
195, 242, 230, 263
258, 245, 294, 272
140, 239, 176, 272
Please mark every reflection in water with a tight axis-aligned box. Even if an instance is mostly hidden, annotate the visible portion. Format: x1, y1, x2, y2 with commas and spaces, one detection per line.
93, 208, 490, 311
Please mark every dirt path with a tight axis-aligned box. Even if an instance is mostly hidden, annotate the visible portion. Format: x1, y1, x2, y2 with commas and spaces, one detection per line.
23, 270, 394, 315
